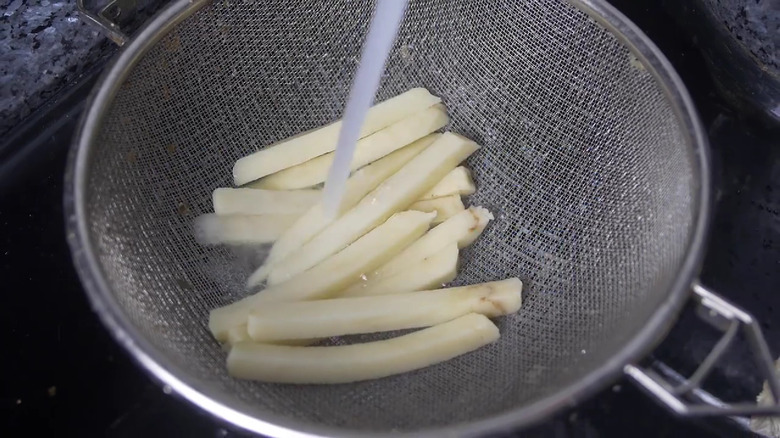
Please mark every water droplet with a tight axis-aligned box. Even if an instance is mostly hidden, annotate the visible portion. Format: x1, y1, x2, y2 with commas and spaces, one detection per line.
162, 385, 172, 394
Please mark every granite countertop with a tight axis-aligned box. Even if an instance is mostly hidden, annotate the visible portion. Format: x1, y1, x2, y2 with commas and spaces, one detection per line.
704, 0, 780, 70
1, 0, 777, 138
0, 0, 114, 137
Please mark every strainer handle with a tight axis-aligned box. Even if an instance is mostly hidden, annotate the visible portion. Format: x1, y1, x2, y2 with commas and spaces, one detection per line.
625, 283, 780, 418
77, 0, 133, 46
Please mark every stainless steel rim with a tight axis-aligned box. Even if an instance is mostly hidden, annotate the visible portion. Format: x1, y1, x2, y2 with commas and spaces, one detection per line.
63, 0, 712, 436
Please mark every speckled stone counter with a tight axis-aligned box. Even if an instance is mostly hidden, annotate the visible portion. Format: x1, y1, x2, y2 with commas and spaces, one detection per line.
703, 0, 780, 70
0, 0, 114, 137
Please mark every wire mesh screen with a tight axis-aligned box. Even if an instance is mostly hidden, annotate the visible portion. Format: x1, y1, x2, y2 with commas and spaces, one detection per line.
81, 0, 700, 433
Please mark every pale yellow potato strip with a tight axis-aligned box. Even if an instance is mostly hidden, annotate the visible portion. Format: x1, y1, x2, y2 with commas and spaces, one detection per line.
418, 166, 476, 200
266, 132, 480, 286
367, 206, 493, 284
409, 195, 465, 224
225, 325, 314, 347
212, 188, 319, 215
248, 135, 437, 284
227, 313, 500, 384
340, 243, 459, 297
192, 213, 299, 246
253, 104, 449, 190
225, 325, 251, 345
209, 210, 435, 340
232, 88, 441, 185
247, 278, 521, 342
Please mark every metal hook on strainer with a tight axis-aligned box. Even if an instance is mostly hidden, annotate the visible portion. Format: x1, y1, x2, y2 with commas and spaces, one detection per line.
66, 0, 780, 436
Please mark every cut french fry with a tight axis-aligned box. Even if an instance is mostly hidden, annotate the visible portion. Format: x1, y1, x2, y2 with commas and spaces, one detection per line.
225, 325, 316, 347
226, 325, 251, 345
248, 135, 438, 284
341, 243, 459, 297
367, 206, 494, 284
251, 104, 449, 190
409, 195, 465, 224
247, 278, 521, 342
209, 210, 436, 340
192, 213, 300, 245
212, 188, 320, 215
266, 132, 480, 286
232, 88, 441, 186
228, 313, 500, 384
419, 166, 476, 200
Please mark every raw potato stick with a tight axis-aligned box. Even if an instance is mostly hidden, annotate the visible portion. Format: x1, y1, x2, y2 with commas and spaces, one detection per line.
193, 213, 300, 245
212, 188, 320, 215
247, 278, 522, 342
248, 135, 437, 284
232, 88, 441, 185
245, 161, 465, 200
209, 210, 436, 340
418, 166, 476, 200
340, 243, 459, 297
266, 132, 480, 286
252, 104, 449, 190
245, 151, 466, 197
369, 206, 493, 284
228, 313, 500, 384
226, 325, 251, 345
409, 195, 465, 224
225, 325, 315, 347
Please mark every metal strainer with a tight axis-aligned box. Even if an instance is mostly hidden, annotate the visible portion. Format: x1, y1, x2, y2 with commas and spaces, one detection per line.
66, 0, 780, 436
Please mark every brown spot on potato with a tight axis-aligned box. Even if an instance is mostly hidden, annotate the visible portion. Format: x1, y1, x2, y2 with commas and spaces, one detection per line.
481, 296, 507, 315
468, 209, 480, 231
477, 285, 507, 314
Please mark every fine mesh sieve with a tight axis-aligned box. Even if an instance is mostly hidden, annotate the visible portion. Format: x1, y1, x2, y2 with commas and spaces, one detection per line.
66, 0, 729, 436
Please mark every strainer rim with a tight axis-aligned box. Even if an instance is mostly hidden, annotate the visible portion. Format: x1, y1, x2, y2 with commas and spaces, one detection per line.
64, 0, 711, 436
